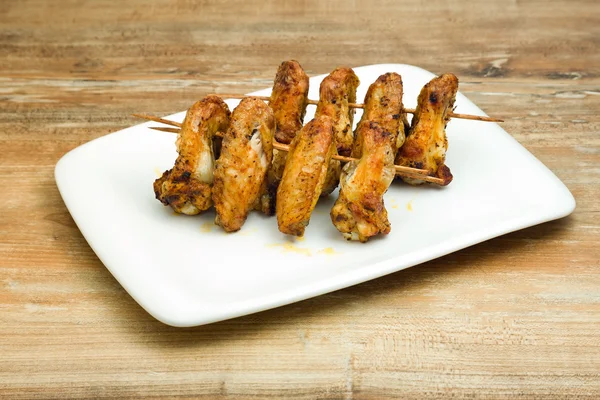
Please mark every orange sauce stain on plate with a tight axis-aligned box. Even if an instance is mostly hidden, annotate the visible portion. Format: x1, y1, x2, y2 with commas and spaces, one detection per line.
318, 247, 339, 255
200, 221, 213, 232
267, 242, 312, 256
238, 228, 258, 236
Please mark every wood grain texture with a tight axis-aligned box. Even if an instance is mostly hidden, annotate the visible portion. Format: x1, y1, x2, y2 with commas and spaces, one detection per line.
1, 0, 599, 398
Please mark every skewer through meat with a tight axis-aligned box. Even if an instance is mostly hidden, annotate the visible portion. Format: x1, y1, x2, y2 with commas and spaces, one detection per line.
212, 97, 275, 232
153, 95, 230, 215
261, 60, 310, 215
315, 67, 360, 195
395, 73, 458, 185
331, 121, 395, 242
352, 72, 408, 158
270, 60, 310, 144
148, 63, 466, 241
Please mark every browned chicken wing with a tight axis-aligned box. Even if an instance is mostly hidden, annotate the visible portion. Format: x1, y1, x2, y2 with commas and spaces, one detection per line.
276, 115, 335, 236
352, 72, 407, 158
394, 73, 457, 185
154, 95, 230, 215
212, 98, 274, 232
315, 67, 359, 195
270, 60, 310, 144
331, 121, 395, 242
315, 67, 360, 156
260, 60, 310, 215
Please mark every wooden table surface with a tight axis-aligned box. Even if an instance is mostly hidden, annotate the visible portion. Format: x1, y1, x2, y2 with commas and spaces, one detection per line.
2, 0, 599, 398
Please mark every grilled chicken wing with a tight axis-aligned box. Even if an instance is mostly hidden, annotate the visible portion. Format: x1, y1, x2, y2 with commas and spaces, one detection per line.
276, 115, 335, 236
331, 121, 395, 242
395, 73, 457, 185
154, 95, 230, 215
315, 67, 359, 195
270, 60, 310, 144
352, 72, 407, 158
212, 97, 274, 232
260, 60, 310, 215
315, 67, 360, 156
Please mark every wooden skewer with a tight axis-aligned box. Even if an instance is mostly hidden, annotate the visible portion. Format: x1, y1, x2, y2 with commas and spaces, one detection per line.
147, 124, 428, 176
148, 126, 446, 185
151, 127, 180, 133
132, 113, 183, 128
212, 93, 503, 123
135, 114, 444, 183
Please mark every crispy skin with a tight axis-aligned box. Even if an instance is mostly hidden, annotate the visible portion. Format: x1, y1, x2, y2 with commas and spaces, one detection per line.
261, 61, 310, 215
276, 115, 335, 236
395, 73, 457, 185
212, 98, 274, 232
315, 67, 359, 195
269, 60, 310, 144
352, 72, 407, 158
331, 121, 395, 242
315, 67, 360, 156
154, 95, 230, 215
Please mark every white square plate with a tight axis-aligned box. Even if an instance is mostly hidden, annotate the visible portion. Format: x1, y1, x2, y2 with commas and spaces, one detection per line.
55, 64, 575, 327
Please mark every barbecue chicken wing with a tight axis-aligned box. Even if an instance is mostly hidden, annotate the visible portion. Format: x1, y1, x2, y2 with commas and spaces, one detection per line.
260, 60, 310, 215
154, 95, 230, 215
352, 72, 407, 158
276, 115, 335, 236
212, 97, 275, 232
315, 67, 359, 195
394, 73, 457, 185
331, 121, 395, 242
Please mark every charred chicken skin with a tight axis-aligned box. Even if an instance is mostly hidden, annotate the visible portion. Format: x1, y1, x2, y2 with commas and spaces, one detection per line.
276, 115, 335, 236
352, 72, 407, 158
315, 67, 359, 195
154, 95, 230, 215
331, 121, 395, 242
212, 97, 274, 232
394, 73, 457, 185
262, 60, 310, 215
